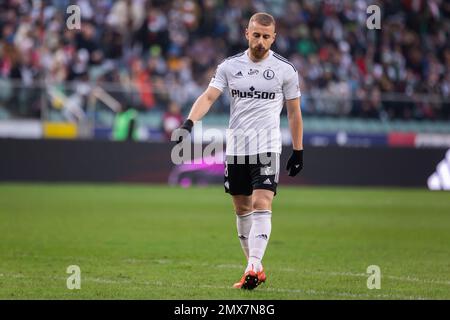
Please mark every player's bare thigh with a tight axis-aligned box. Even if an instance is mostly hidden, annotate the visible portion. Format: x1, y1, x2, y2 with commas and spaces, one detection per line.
232, 189, 274, 214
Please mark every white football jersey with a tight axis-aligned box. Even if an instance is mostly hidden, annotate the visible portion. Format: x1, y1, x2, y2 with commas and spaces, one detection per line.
209, 49, 301, 155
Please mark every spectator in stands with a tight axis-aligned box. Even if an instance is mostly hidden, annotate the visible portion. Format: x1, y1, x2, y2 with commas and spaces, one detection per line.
0, 0, 448, 122
162, 100, 183, 141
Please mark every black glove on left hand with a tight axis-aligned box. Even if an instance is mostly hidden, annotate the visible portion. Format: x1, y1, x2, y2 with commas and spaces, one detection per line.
174, 119, 194, 144
286, 149, 304, 177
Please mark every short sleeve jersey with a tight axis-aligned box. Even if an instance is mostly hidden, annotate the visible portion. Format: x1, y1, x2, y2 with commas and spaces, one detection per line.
209, 50, 300, 155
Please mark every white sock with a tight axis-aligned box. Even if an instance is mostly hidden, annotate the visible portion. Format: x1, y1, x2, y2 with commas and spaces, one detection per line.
236, 211, 253, 260
246, 210, 272, 273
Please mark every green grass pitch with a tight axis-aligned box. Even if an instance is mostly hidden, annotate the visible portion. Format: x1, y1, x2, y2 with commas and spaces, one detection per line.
0, 183, 449, 299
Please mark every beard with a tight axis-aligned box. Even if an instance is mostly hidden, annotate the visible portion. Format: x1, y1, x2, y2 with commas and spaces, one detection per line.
250, 45, 269, 60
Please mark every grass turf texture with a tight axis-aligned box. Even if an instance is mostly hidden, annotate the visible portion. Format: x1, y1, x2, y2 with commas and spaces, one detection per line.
0, 183, 449, 300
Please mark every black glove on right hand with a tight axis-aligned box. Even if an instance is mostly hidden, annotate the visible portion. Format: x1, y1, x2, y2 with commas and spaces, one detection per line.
286, 149, 304, 177
174, 119, 194, 144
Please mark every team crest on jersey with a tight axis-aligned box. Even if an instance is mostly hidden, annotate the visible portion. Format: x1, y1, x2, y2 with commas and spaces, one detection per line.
263, 69, 275, 80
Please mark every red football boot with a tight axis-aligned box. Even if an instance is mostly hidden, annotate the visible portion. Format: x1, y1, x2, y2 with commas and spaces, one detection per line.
257, 266, 266, 284
232, 269, 259, 290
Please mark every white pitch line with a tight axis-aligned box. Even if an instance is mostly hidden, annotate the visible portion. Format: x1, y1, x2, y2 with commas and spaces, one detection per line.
2, 256, 449, 287
383, 274, 450, 286
299, 270, 450, 286
0, 273, 431, 300
216, 264, 450, 286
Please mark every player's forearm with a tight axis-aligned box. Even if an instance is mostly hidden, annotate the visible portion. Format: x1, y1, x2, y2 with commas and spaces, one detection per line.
187, 92, 215, 122
286, 99, 303, 150
288, 111, 303, 150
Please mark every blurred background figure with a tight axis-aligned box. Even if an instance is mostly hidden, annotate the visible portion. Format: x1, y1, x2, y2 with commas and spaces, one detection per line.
112, 105, 138, 141
162, 100, 183, 141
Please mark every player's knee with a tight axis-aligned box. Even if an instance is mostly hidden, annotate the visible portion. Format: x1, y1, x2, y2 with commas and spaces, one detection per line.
235, 203, 252, 214
252, 197, 271, 211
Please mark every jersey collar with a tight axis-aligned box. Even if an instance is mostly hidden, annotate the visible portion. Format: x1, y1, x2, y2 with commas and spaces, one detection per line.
245, 49, 273, 65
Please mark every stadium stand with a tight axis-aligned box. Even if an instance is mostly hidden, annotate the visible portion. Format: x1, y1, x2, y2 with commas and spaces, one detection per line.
0, 0, 449, 144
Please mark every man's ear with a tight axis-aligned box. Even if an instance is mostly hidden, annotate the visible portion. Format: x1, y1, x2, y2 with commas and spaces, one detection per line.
245, 28, 249, 40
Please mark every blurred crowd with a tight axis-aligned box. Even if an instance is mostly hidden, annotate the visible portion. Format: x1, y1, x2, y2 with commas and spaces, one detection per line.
0, 0, 449, 123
